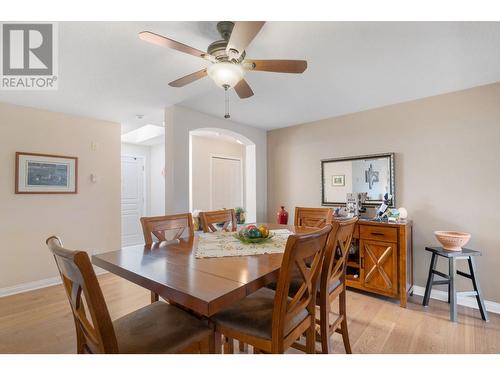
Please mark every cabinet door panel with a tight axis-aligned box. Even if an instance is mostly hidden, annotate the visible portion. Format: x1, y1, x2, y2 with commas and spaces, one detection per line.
361, 239, 398, 295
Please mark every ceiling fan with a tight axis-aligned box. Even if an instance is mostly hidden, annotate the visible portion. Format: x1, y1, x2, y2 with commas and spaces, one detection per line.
138, 21, 308, 102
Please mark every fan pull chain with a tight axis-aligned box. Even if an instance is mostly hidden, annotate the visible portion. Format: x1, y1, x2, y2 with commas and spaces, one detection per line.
223, 84, 230, 119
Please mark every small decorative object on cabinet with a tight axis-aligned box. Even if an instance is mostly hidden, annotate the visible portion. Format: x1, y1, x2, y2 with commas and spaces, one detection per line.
398, 207, 408, 219
276, 206, 289, 224
345, 219, 413, 307
234, 207, 246, 224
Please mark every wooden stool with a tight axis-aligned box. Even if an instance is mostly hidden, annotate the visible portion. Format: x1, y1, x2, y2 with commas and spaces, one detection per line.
422, 247, 488, 322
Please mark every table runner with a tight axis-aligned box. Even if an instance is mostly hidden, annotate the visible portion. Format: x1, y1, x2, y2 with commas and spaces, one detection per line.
195, 229, 293, 258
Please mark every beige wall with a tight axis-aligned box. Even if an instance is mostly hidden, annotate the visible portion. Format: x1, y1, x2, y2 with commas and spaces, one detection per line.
165, 106, 266, 222
267, 83, 500, 303
0, 102, 121, 290
191, 135, 246, 212
150, 143, 165, 216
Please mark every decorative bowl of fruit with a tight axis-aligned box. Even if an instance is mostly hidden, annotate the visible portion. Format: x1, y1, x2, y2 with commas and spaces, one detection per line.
234, 224, 274, 244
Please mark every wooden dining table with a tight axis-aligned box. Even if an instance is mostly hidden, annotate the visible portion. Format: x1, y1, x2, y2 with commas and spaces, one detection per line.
92, 224, 315, 317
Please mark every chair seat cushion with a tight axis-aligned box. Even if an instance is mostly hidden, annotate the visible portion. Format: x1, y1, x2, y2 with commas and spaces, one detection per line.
113, 301, 212, 354
211, 288, 308, 340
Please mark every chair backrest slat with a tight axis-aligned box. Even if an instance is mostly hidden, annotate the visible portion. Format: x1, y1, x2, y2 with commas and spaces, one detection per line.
199, 209, 237, 233
46, 236, 118, 354
320, 217, 358, 299
271, 225, 333, 351
140, 213, 194, 245
294, 207, 333, 228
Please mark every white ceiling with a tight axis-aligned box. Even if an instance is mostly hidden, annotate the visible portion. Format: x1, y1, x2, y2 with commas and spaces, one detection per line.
1, 22, 500, 131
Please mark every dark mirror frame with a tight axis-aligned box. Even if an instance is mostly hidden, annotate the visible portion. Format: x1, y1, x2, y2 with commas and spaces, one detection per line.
321, 152, 396, 207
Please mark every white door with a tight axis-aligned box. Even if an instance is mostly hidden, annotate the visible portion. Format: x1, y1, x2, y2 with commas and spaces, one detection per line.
121, 155, 145, 246
211, 156, 243, 210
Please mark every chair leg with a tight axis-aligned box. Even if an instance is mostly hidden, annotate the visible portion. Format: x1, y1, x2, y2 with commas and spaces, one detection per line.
223, 336, 234, 354
423, 253, 437, 306
319, 300, 331, 354
448, 279, 451, 304
199, 336, 211, 354
151, 292, 159, 303
305, 323, 316, 354
238, 341, 247, 353
339, 290, 352, 354
468, 257, 489, 321
209, 329, 222, 354
449, 258, 457, 322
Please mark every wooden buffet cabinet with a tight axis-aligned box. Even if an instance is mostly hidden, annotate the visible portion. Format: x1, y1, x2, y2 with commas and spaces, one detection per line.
345, 219, 413, 307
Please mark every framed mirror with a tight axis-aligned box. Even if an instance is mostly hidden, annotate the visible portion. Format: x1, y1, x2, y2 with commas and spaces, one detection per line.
321, 153, 395, 207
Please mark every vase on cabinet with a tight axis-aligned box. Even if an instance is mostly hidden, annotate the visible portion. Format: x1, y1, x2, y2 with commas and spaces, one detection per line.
277, 206, 289, 225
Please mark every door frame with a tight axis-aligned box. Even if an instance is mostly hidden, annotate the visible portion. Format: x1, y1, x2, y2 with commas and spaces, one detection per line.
209, 154, 244, 211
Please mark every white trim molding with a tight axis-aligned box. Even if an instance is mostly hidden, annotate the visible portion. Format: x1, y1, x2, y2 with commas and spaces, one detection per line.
413, 285, 500, 315
0, 269, 108, 299
0, 276, 62, 298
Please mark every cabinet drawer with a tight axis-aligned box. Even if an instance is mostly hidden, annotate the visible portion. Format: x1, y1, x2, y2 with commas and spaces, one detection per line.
360, 225, 397, 242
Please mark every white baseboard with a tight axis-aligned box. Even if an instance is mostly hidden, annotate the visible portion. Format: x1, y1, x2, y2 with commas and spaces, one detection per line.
0, 269, 108, 298
413, 285, 500, 315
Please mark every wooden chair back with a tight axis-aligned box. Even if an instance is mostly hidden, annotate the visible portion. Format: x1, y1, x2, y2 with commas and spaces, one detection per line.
199, 209, 237, 233
46, 236, 118, 354
271, 225, 333, 351
319, 217, 358, 299
140, 213, 194, 245
294, 207, 333, 228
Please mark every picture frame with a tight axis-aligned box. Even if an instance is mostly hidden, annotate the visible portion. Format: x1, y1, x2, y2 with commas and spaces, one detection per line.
332, 175, 345, 186
321, 152, 395, 207
15, 152, 78, 194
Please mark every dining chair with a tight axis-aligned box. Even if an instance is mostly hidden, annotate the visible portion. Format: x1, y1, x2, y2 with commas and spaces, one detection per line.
46, 236, 214, 354
140, 213, 195, 303
318, 217, 358, 354
291, 217, 358, 354
140, 213, 194, 245
294, 207, 333, 228
210, 225, 333, 354
199, 209, 238, 233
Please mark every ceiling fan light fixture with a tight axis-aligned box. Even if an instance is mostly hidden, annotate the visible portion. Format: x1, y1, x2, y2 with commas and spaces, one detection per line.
207, 62, 245, 88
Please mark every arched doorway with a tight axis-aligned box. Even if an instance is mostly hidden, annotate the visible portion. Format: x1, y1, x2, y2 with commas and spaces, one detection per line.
189, 128, 257, 223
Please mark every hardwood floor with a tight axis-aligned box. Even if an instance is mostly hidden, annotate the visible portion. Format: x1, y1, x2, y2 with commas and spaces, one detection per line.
0, 273, 498, 354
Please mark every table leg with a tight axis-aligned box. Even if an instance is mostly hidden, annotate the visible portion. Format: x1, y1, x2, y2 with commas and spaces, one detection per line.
208, 322, 222, 354
423, 253, 437, 306
449, 258, 457, 322
468, 257, 489, 321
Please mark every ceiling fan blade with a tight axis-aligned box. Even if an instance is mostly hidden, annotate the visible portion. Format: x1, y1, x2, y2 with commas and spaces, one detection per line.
234, 79, 254, 99
226, 22, 265, 59
139, 31, 207, 59
245, 59, 308, 74
168, 69, 207, 87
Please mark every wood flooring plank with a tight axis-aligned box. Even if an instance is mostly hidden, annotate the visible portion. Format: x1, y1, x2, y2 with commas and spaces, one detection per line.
0, 273, 498, 354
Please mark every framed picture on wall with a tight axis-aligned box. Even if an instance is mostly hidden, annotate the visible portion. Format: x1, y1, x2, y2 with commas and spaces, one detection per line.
321, 152, 395, 207
331, 175, 345, 186
15, 152, 78, 194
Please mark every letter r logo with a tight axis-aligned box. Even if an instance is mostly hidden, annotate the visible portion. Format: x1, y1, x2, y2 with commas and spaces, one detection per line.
2, 24, 53, 76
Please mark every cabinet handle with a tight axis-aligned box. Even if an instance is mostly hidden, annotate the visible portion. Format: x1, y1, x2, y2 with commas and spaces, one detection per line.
371, 232, 384, 236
